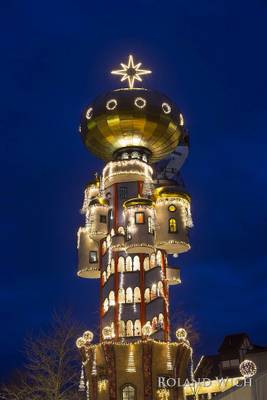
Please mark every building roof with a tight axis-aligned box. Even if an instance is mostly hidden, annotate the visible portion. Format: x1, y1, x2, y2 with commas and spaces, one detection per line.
218, 333, 250, 354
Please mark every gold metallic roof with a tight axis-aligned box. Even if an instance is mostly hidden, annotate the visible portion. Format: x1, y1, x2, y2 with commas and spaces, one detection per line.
153, 186, 191, 202
80, 89, 186, 163
124, 197, 153, 208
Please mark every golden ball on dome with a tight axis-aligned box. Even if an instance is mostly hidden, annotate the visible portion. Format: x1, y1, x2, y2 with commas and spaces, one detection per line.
80, 88, 187, 163
76, 337, 86, 349
176, 328, 188, 341
82, 330, 94, 343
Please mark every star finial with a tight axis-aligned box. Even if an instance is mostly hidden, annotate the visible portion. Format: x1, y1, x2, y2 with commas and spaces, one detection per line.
111, 54, 151, 89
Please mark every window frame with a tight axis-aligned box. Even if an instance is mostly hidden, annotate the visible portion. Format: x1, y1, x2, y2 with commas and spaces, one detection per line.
119, 186, 128, 200
168, 217, 177, 233
100, 214, 107, 223
121, 383, 136, 400
135, 211, 145, 225
89, 251, 98, 264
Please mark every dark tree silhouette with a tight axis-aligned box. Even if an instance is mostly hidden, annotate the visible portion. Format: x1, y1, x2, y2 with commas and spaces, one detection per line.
0, 314, 83, 400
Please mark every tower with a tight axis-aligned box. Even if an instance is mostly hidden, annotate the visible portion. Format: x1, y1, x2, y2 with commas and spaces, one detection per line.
76, 55, 193, 400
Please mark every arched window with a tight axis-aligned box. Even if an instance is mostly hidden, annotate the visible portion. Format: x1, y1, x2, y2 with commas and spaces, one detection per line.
158, 281, 164, 296
119, 320, 125, 337
118, 226, 125, 235
144, 288, 151, 303
158, 313, 164, 328
151, 284, 157, 300
126, 256, 132, 272
103, 298, 109, 313
102, 240, 107, 255
118, 288, 125, 304
134, 320, 141, 336
111, 259, 115, 274
107, 265, 111, 279
144, 256, 150, 271
126, 320, 133, 336
169, 218, 177, 233
134, 287, 141, 303
152, 316, 158, 330
118, 256, 125, 272
133, 256, 140, 271
126, 287, 133, 303
102, 271, 107, 284
109, 291, 115, 306
111, 322, 115, 337
150, 253, 156, 269
156, 250, 163, 267
107, 234, 111, 248
121, 384, 135, 400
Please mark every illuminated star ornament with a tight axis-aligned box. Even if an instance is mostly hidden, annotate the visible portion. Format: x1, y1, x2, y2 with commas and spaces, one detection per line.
111, 54, 151, 89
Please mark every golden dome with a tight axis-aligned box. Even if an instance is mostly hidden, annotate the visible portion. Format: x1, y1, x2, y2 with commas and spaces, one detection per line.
80, 88, 187, 163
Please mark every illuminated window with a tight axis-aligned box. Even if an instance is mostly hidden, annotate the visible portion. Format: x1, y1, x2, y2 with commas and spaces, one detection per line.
103, 298, 109, 313
169, 218, 177, 233
111, 259, 115, 274
144, 256, 150, 271
89, 251, 97, 263
119, 321, 125, 337
121, 152, 129, 160
156, 250, 163, 267
179, 113, 184, 126
111, 228, 115, 237
118, 288, 125, 303
102, 271, 107, 284
142, 154, 148, 163
107, 265, 111, 279
133, 256, 140, 271
158, 313, 164, 328
152, 316, 158, 329
131, 151, 140, 159
134, 97, 146, 109
148, 216, 153, 234
144, 288, 151, 303
151, 284, 157, 300
119, 186, 128, 200
106, 98, 117, 110
135, 212, 145, 224
126, 256, 132, 271
85, 107, 93, 120
134, 287, 141, 303
162, 102, 171, 114
158, 281, 164, 296
126, 287, 133, 303
126, 321, 134, 337
150, 253, 156, 268
109, 291, 115, 306
168, 204, 176, 212
134, 320, 141, 336
118, 256, 125, 272
122, 384, 135, 400
100, 215, 107, 223
102, 241, 107, 255
118, 226, 125, 235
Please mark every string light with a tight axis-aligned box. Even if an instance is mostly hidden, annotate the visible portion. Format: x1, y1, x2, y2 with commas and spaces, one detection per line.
85, 107, 93, 120
86, 380, 90, 400
98, 379, 108, 392
176, 328, 188, 341
126, 345, 136, 373
106, 99, 118, 110
239, 360, 257, 378
162, 103, 171, 114
111, 54, 151, 89
78, 364, 86, 392
134, 97, 146, 109
157, 388, 170, 400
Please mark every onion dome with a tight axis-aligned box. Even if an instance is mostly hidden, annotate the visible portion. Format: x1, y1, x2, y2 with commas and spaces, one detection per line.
80, 88, 186, 163
89, 197, 109, 207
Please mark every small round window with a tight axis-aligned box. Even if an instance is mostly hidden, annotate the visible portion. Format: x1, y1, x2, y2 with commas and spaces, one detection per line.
162, 102, 171, 114
106, 99, 118, 110
85, 107, 93, 120
134, 97, 146, 109
168, 204, 176, 212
